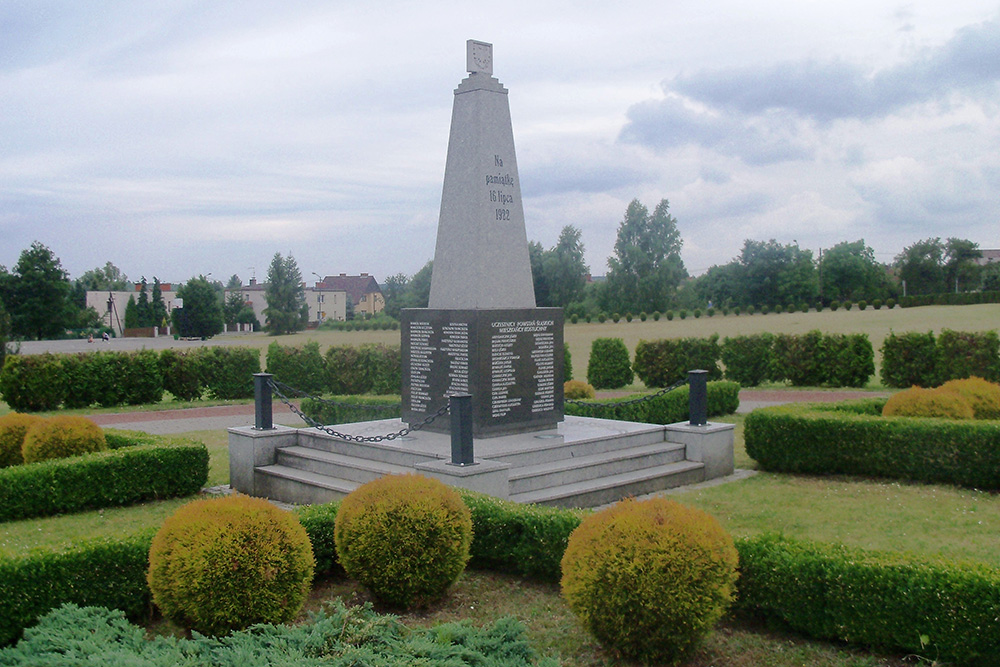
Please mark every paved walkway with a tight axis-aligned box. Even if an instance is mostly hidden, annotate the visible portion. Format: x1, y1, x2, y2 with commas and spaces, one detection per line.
86, 389, 889, 434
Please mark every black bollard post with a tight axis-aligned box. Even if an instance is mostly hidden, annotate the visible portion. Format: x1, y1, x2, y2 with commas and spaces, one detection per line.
449, 393, 475, 466
254, 373, 274, 430
688, 369, 708, 426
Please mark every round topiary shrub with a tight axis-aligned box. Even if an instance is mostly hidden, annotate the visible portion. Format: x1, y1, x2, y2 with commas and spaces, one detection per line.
830, 300, 840, 311
746, 304, 755, 315
21, 416, 106, 464
887, 298, 896, 309
665, 310, 674, 321
858, 300, 868, 311
625, 313, 633, 322
844, 301, 853, 311
561, 497, 738, 665
873, 299, 883, 310
586, 337, 633, 389
639, 311, 647, 321
598, 313, 607, 323
0, 413, 44, 467
882, 386, 974, 420
612, 313, 621, 323
335, 474, 472, 609
679, 309, 688, 320
938, 377, 1000, 420
148, 494, 315, 636
564, 379, 596, 399
652, 311, 661, 321
694, 308, 702, 318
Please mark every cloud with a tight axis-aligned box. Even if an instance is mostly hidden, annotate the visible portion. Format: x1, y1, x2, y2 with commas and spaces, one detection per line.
667, 17, 1000, 122
620, 96, 814, 165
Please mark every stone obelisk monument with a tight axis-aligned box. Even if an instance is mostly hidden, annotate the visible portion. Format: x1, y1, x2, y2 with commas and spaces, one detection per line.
401, 40, 564, 437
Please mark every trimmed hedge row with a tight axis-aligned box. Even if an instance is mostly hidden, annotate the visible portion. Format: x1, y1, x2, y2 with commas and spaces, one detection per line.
266, 342, 401, 396
0, 347, 260, 412
735, 534, 1000, 667
881, 329, 1000, 388
743, 399, 1000, 489
630, 332, 874, 389
4, 489, 999, 664
0, 430, 209, 523
0, 532, 154, 647
633, 335, 722, 387
900, 290, 1000, 308
564, 381, 740, 424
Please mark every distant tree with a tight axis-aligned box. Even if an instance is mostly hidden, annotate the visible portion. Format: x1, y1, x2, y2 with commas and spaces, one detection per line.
136, 278, 152, 327
77, 262, 130, 291
381, 273, 409, 318
981, 263, 1000, 292
123, 295, 140, 330
172, 276, 223, 338
5, 241, 74, 340
224, 289, 245, 326
738, 239, 817, 307
226, 274, 242, 290
540, 225, 589, 308
691, 262, 744, 308
528, 240, 549, 306
819, 239, 891, 303
263, 253, 308, 335
944, 238, 981, 293
603, 199, 687, 314
0, 298, 11, 369
151, 277, 168, 327
895, 238, 946, 296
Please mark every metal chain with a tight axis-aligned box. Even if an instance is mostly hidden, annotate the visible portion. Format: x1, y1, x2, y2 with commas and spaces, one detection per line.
268, 378, 449, 443
564, 377, 688, 411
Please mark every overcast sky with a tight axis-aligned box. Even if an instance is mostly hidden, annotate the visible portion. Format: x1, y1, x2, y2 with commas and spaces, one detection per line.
2, 1, 999, 287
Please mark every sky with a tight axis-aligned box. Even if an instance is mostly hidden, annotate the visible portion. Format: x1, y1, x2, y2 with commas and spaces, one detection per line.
2, 1, 999, 287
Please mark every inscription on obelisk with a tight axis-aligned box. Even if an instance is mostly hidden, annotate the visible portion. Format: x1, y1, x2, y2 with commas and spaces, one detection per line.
402, 41, 564, 438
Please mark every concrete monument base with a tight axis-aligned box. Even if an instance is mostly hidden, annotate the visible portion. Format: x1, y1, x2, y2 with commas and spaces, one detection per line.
229, 416, 734, 509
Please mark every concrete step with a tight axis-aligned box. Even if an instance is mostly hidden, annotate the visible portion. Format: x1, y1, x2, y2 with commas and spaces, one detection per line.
297, 430, 439, 467
509, 460, 705, 509
275, 446, 412, 484
255, 464, 358, 506
491, 426, 668, 467
508, 442, 686, 495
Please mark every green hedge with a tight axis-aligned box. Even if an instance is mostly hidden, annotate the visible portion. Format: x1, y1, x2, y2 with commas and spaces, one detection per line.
720, 333, 775, 387
266, 340, 327, 395
299, 394, 402, 426
0, 532, 154, 646
633, 335, 722, 388
5, 488, 1000, 663
880, 329, 1000, 388
901, 291, 1000, 307
735, 534, 1000, 667
564, 381, 740, 424
324, 343, 401, 396
0, 347, 262, 411
743, 400, 1000, 489
0, 431, 209, 522
771, 331, 874, 388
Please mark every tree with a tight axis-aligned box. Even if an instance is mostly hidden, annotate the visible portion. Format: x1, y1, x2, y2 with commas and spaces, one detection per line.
263, 253, 308, 335
123, 295, 139, 329
77, 262, 129, 291
738, 239, 817, 307
894, 238, 945, 296
381, 273, 409, 319
172, 276, 223, 338
0, 298, 11, 369
6, 241, 73, 340
539, 225, 589, 308
603, 199, 687, 314
819, 240, 891, 303
982, 263, 1000, 292
944, 238, 981, 293
151, 277, 168, 328
528, 240, 549, 307
136, 277, 152, 327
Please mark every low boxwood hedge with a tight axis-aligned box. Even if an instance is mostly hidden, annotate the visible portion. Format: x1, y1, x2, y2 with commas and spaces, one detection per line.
4, 490, 1000, 664
743, 399, 1000, 490
299, 394, 402, 426
736, 534, 1000, 667
564, 380, 740, 424
0, 531, 154, 646
0, 431, 209, 523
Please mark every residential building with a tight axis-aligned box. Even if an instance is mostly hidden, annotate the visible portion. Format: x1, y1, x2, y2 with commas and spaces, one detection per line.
224, 277, 349, 327
315, 273, 385, 318
85, 283, 179, 337
975, 249, 1000, 266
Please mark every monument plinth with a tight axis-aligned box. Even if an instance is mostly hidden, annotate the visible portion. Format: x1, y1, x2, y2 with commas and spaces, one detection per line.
403, 40, 565, 437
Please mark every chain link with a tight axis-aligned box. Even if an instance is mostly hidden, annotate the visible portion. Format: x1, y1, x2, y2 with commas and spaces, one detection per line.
564, 377, 688, 411
268, 378, 449, 443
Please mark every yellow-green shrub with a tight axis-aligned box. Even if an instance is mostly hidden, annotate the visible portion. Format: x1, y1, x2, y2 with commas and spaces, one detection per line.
882, 386, 973, 419
335, 474, 472, 609
147, 494, 314, 636
563, 379, 595, 400
21, 416, 106, 464
0, 413, 43, 468
938, 377, 1000, 420
561, 497, 738, 666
